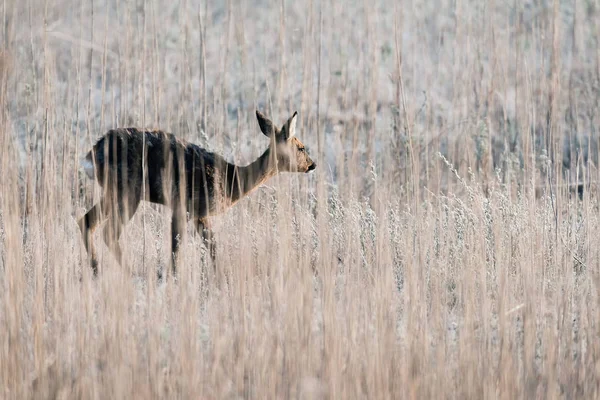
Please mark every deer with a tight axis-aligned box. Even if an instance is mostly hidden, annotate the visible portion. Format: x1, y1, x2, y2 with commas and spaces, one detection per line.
78, 110, 316, 278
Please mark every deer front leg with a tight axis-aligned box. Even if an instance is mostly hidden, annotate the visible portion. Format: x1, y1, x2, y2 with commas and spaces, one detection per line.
195, 217, 216, 264
170, 207, 186, 278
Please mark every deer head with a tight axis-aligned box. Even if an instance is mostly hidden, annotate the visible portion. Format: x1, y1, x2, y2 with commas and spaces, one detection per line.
256, 110, 316, 173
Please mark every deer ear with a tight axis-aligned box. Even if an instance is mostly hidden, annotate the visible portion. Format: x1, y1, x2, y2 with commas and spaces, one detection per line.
281, 111, 298, 140
256, 110, 277, 137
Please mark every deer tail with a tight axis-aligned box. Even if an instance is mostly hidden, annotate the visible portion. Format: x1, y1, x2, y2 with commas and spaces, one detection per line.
81, 135, 108, 180
81, 151, 96, 179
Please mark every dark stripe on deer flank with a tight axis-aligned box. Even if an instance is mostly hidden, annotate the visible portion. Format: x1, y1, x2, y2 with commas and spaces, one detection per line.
88, 128, 222, 212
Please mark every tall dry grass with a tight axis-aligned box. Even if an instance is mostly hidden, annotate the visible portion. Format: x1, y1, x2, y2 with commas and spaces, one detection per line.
1, 0, 600, 398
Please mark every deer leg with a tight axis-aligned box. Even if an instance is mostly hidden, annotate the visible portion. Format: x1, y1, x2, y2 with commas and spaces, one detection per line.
170, 207, 186, 278
99, 187, 141, 267
101, 194, 140, 267
101, 218, 124, 266
78, 202, 107, 276
195, 217, 216, 264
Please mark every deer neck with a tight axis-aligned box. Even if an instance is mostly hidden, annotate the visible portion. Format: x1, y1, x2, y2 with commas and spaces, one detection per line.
226, 147, 277, 202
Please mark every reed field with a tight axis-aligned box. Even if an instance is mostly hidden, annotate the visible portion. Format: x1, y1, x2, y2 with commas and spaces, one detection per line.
2, 0, 600, 398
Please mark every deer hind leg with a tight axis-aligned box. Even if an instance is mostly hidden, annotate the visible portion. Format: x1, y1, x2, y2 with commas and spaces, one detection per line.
79, 187, 141, 276
195, 217, 216, 264
101, 191, 140, 267
78, 203, 106, 276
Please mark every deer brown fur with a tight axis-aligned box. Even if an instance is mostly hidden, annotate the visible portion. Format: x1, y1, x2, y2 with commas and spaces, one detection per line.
78, 110, 315, 278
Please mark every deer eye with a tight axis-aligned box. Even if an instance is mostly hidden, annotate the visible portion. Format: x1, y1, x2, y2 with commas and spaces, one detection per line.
299, 147, 305, 153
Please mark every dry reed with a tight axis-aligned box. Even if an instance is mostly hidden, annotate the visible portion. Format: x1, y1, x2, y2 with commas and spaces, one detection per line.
1, 0, 599, 398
